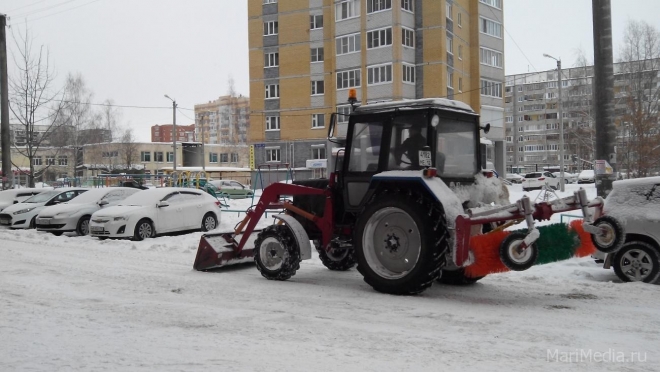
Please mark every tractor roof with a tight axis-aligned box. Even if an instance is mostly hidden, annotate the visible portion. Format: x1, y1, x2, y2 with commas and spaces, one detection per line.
353, 98, 477, 115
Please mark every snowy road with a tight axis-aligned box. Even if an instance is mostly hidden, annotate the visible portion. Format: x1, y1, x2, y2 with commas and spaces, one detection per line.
1, 184, 659, 371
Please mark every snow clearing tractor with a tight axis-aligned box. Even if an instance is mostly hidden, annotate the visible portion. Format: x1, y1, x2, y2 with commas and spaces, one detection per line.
193, 94, 605, 295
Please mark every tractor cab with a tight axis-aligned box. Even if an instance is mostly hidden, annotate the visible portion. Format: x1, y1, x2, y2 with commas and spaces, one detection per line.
328, 98, 483, 212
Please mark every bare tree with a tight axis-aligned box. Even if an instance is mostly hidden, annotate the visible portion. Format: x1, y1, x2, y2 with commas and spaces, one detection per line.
564, 48, 596, 171
99, 99, 120, 142
617, 20, 660, 178
8, 29, 67, 187
120, 128, 138, 170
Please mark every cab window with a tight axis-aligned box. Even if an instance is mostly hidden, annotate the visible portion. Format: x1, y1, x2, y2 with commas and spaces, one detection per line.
348, 121, 383, 172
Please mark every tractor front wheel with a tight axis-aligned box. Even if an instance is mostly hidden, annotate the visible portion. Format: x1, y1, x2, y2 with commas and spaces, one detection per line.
254, 225, 300, 281
314, 240, 356, 271
355, 189, 448, 295
591, 216, 624, 253
499, 232, 539, 271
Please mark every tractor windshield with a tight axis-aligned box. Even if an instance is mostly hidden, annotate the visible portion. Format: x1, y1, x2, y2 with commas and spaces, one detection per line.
436, 119, 477, 178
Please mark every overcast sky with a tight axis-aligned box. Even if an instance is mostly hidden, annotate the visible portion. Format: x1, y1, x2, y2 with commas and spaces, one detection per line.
2, 0, 660, 141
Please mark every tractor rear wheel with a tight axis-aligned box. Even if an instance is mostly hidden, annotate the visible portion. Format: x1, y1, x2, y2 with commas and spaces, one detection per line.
314, 240, 356, 271
355, 189, 448, 295
254, 224, 300, 281
438, 268, 484, 285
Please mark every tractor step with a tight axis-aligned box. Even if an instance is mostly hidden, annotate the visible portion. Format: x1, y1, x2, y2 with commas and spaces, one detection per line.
193, 231, 260, 270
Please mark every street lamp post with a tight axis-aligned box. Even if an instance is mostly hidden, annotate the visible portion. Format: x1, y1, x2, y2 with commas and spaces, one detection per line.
164, 95, 177, 171
543, 53, 565, 192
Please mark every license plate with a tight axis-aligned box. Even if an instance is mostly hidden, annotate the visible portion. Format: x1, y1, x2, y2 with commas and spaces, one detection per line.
37, 218, 50, 225
90, 226, 105, 233
0, 220, 9, 225
418, 150, 432, 167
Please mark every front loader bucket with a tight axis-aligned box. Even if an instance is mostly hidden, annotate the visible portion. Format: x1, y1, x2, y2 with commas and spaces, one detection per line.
193, 231, 260, 271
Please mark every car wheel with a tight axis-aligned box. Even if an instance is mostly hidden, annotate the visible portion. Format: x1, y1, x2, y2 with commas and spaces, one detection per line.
133, 219, 154, 241
76, 215, 91, 236
201, 213, 218, 232
612, 241, 660, 283
29, 216, 37, 229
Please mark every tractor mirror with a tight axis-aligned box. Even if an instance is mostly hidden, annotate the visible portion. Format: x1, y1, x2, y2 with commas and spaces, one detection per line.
328, 113, 337, 138
481, 123, 491, 134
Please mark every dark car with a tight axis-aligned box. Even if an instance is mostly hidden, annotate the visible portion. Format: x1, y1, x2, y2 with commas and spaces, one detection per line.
117, 180, 149, 190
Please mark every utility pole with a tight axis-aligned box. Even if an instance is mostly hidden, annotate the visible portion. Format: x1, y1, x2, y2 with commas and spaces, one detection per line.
164, 95, 177, 171
592, 0, 616, 197
543, 53, 565, 191
1, 14, 11, 190
200, 112, 206, 171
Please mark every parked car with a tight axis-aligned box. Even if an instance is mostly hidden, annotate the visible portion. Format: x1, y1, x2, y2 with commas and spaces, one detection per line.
36, 187, 140, 236
88, 187, 221, 241
117, 180, 149, 190
208, 180, 254, 199
505, 173, 525, 184
578, 169, 596, 183
0, 188, 88, 229
590, 176, 660, 283
522, 171, 561, 191
552, 172, 578, 184
0, 188, 53, 212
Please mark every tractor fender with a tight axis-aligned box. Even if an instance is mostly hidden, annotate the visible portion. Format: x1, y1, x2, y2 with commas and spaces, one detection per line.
272, 214, 312, 261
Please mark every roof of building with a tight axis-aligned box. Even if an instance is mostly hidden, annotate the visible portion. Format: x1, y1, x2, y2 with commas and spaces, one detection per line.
353, 98, 476, 115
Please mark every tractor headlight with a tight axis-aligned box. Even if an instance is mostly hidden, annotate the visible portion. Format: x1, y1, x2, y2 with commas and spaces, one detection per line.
113, 216, 127, 221
13, 207, 36, 215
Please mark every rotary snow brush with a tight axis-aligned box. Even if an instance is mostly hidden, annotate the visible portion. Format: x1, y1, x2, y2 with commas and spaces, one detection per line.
464, 220, 597, 278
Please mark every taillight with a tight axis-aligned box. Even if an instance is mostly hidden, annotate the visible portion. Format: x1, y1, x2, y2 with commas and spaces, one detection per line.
538, 177, 545, 181
215, 201, 221, 207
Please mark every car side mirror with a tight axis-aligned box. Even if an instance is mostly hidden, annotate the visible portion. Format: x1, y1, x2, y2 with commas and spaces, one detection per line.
52, 200, 61, 205
157, 201, 170, 208
98, 200, 109, 206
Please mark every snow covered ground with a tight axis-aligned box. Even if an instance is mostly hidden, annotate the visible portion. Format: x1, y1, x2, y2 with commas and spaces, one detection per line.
2, 182, 659, 371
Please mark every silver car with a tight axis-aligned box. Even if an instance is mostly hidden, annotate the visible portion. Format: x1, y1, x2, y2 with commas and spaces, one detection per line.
36, 187, 140, 236
590, 176, 660, 283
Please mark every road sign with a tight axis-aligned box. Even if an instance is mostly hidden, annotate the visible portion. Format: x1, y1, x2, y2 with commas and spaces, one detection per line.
595, 160, 613, 175
254, 143, 266, 148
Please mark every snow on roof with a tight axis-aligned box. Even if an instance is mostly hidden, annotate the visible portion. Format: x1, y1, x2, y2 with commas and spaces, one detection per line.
613, 176, 660, 189
354, 98, 476, 115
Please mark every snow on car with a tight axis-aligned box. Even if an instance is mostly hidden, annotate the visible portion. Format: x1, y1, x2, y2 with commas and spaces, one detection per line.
88, 187, 222, 240
36, 187, 140, 236
0, 188, 88, 229
0, 187, 53, 212
522, 171, 561, 191
578, 169, 596, 183
505, 173, 525, 184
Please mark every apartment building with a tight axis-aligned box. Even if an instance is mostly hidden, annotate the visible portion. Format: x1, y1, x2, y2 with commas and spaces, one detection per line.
194, 95, 250, 145
505, 60, 660, 174
248, 0, 506, 174
151, 124, 196, 143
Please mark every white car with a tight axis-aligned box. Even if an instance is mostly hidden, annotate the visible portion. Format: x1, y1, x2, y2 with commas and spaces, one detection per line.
89, 187, 221, 241
209, 180, 254, 198
36, 187, 140, 236
0, 188, 88, 229
578, 169, 596, 183
0, 188, 53, 212
522, 171, 561, 191
552, 172, 578, 184
505, 173, 525, 184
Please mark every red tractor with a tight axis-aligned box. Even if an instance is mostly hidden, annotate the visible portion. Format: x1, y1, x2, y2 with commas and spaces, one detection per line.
194, 97, 602, 295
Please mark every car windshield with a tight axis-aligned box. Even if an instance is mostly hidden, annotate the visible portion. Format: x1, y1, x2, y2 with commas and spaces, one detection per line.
66, 188, 108, 204
23, 190, 60, 203
581, 170, 594, 176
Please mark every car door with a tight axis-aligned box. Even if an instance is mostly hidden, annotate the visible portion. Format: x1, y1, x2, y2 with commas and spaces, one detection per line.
156, 191, 185, 232
179, 191, 204, 229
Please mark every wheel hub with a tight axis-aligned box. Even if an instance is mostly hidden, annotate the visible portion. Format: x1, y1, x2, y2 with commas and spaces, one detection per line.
260, 237, 286, 271
384, 233, 401, 253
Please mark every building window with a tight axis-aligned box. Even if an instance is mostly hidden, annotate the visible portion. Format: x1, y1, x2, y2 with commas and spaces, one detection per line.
337, 105, 351, 123
58, 156, 68, 166
481, 79, 502, 98
231, 153, 239, 162
102, 151, 118, 158
220, 153, 229, 163
336, 33, 361, 55
33, 157, 42, 166
480, 47, 503, 68
140, 151, 151, 162
367, 27, 392, 49
266, 116, 280, 131
447, 70, 454, 89
335, 0, 360, 21
401, 0, 413, 12
312, 114, 325, 128
402, 27, 414, 48
480, 0, 502, 9
506, 116, 513, 123
311, 145, 326, 159
458, 45, 463, 60
264, 52, 279, 68
367, 0, 391, 13
480, 17, 502, 38
336, 69, 361, 89
266, 148, 281, 162
458, 77, 463, 92
457, 12, 462, 26
310, 14, 323, 29
311, 80, 325, 95
446, 3, 452, 20
263, 0, 277, 3
167, 151, 174, 163
368, 64, 392, 85
402, 64, 415, 83
263, 21, 278, 36
154, 152, 164, 162
46, 156, 56, 165
446, 36, 453, 54
209, 153, 218, 163
311, 47, 324, 62
265, 84, 280, 99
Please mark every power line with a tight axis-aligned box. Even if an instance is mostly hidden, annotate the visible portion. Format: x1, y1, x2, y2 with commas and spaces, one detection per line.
5, 0, 48, 13
11, 0, 78, 18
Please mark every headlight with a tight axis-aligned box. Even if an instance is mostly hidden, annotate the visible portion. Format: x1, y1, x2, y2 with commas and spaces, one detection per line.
56, 212, 73, 218
113, 216, 127, 221
13, 207, 36, 215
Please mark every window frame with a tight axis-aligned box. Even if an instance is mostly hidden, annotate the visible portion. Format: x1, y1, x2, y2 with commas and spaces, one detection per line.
402, 63, 415, 84
367, 0, 392, 14
263, 21, 279, 36
367, 27, 393, 49
140, 151, 151, 162
264, 52, 279, 68
266, 116, 281, 131
310, 47, 324, 63
336, 33, 361, 55
480, 16, 502, 38
402, 27, 414, 48
335, 0, 360, 22
336, 68, 361, 90
311, 80, 325, 96
265, 84, 280, 99
367, 63, 393, 86
310, 14, 323, 30
266, 147, 281, 162
312, 113, 325, 129
401, 0, 414, 13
